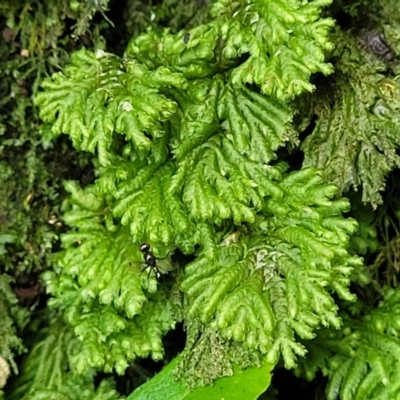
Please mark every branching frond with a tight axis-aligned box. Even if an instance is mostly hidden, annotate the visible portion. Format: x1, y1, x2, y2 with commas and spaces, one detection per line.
41, 183, 179, 373
182, 168, 361, 371
301, 29, 400, 206
7, 319, 125, 400
296, 288, 400, 400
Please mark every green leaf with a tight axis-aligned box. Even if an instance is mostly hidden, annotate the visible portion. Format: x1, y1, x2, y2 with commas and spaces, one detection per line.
128, 354, 273, 400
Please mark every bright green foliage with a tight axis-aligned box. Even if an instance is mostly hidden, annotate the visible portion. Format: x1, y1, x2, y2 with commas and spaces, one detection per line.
108, 87, 296, 252
33, 0, 352, 384
0, 274, 29, 375
181, 169, 361, 372
126, 0, 334, 100
6, 318, 124, 400
5, 0, 400, 398
35, 49, 186, 167
209, 0, 334, 99
296, 288, 400, 400
41, 182, 180, 374
301, 28, 400, 207
39, 149, 362, 377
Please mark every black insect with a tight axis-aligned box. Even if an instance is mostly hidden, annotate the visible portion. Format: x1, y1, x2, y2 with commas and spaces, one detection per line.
140, 242, 151, 253
361, 30, 395, 61
183, 33, 190, 44
139, 243, 161, 279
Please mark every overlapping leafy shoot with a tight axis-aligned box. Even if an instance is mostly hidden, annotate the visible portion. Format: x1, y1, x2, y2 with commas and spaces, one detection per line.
301, 29, 400, 207
6, 319, 124, 400
34, 0, 362, 385
296, 288, 400, 400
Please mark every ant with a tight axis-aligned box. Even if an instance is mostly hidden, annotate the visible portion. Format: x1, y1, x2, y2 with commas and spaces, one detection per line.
139, 243, 161, 279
